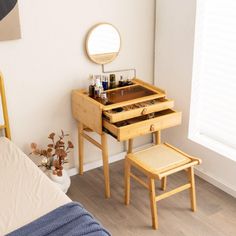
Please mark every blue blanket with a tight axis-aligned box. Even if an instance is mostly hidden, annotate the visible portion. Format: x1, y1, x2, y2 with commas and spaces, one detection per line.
7, 202, 111, 236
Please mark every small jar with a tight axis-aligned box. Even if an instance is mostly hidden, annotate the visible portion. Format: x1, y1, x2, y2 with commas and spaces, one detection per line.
100, 92, 108, 105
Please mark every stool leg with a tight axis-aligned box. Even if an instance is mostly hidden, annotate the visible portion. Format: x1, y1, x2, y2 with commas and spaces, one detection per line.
124, 159, 131, 205
149, 178, 158, 229
78, 122, 84, 175
161, 176, 167, 191
188, 166, 196, 211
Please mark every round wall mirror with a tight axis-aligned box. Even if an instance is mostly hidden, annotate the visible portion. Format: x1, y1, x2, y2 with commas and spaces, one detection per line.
86, 23, 121, 65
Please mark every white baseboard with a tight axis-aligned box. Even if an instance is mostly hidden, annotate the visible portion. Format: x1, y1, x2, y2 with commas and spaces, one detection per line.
67, 143, 236, 198
195, 168, 236, 198
67, 143, 153, 177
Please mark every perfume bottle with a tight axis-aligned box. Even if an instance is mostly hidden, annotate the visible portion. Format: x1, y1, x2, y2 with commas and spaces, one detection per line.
118, 75, 125, 87
94, 75, 101, 85
102, 75, 109, 90
98, 81, 104, 97
88, 74, 95, 97
94, 75, 101, 98
109, 74, 116, 89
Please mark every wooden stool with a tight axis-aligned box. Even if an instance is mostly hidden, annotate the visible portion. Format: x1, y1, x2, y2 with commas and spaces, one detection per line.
124, 143, 201, 229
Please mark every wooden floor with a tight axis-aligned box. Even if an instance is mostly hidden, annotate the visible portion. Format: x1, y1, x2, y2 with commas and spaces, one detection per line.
67, 160, 236, 236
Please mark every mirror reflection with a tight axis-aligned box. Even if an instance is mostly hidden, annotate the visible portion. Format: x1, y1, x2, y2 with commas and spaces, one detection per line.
86, 23, 121, 65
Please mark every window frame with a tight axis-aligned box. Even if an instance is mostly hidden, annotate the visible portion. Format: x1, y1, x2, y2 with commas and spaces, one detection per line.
189, 0, 236, 161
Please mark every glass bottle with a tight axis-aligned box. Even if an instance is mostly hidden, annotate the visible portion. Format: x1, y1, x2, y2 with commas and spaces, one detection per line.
94, 76, 101, 98
119, 75, 125, 87
88, 74, 95, 97
98, 82, 104, 97
109, 74, 116, 89
102, 75, 109, 90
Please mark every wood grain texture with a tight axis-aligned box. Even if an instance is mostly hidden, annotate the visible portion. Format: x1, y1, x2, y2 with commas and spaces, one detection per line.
124, 158, 131, 205
0, 73, 11, 139
78, 122, 84, 175
67, 160, 236, 236
103, 110, 182, 141
72, 90, 103, 134
127, 139, 133, 154
103, 98, 174, 123
101, 132, 110, 198
149, 177, 158, 229
188, 166, 196, 211
161, 176, 167, 191
154, 130, 161, 145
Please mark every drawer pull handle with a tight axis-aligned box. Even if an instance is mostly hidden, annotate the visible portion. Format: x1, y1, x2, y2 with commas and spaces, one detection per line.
142, 108, 148, 115
150, 124, 155, 132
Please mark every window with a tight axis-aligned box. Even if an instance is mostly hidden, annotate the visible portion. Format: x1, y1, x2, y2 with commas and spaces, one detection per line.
189, 0, 236, 160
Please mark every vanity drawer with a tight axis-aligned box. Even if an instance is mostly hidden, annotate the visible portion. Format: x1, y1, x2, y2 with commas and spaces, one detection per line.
103, 98, 174, 123
103, 109, 182, 141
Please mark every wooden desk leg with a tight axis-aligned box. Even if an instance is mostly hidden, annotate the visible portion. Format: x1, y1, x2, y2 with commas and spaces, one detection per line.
154, 131, 161, 145
0, 76, 11, 140
78, 122, 84, 175
154, 131, 167, 190
127, 139, 133, 154
101, 132, 111, 198
161, 176, 167, 191
124, 159, 131, 205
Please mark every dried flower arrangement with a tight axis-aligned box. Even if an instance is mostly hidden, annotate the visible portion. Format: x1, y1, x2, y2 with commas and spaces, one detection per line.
30, 130, 74, 176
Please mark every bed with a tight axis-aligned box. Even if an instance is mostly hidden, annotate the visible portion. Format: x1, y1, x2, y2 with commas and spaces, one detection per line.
0, 74, 110, 235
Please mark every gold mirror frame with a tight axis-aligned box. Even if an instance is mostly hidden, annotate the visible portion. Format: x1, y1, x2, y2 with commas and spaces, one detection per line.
86, 23, 121, 65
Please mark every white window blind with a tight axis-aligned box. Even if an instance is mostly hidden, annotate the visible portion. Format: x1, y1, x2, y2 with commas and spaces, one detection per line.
189, 0, 236, 160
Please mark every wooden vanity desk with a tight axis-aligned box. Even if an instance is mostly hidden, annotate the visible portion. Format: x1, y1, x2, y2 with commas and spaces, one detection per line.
72, 78, 182, 198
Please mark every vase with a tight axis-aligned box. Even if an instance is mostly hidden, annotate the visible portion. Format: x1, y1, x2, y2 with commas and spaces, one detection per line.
49, 169, 71, 193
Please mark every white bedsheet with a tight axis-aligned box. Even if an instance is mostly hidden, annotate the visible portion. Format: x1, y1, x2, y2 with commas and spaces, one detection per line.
0, 137, 71, 235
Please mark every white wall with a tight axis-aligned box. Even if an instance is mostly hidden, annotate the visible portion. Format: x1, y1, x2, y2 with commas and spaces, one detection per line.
155, 0, 236, 197
0, 0, 155, 167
